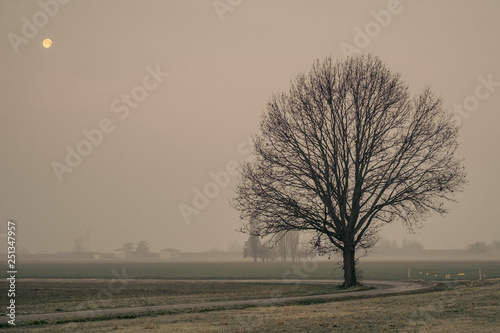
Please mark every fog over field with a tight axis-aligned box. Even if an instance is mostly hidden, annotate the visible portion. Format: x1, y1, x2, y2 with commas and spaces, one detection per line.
1, 0, 499, 255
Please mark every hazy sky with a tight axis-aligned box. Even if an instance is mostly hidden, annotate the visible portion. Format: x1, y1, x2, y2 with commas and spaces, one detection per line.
1, 0, 499, 253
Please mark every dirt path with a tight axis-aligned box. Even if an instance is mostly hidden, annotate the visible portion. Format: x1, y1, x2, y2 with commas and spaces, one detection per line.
2, 279, 437, 323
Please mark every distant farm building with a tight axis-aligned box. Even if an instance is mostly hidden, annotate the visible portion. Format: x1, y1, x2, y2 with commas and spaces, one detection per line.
159, 248, 181, 259
113, 248, 128, 259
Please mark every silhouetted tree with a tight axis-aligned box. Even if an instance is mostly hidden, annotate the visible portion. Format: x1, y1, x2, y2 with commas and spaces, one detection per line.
122, 242, 134, 258
274, 231, 300, 261
401, 239, 423, 252
288, 231, 300, 261
135, 241, 150, 258
257, 243, 275, 261
275, 231, 290, 262
488, 240, 500, 250
233, 54, 466, 287
468, 241, 487, 255
243, 235, 262, 262
297, 241, 316, 261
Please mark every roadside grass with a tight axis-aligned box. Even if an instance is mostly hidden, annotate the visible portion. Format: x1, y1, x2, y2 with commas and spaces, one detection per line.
2, 279, 498, 332
0, 279, 368, 316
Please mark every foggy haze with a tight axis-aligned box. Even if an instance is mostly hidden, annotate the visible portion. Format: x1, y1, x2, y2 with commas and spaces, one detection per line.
1, 0, 499, 254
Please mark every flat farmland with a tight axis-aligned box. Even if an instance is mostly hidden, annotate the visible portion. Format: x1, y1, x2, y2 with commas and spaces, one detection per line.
0, 279, 366, 316
19, 279, 495, 333
6, 260, 500, 281
1, 260, 499, 332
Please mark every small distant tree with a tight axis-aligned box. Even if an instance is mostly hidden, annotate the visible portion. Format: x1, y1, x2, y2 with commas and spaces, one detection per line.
257, 243, 270, 261
468, 241, 487, 255
243, 234, 262, 262
401, 239, 423, 252
275, 231, 289, 262
135, 241, 150, 258
73, 237, 84, 252
375, 238, 397, 254
274, 231, 301, 262
243, 216, 264, 262
289, 231, 300, 261
297, 242, 316, 261
122, 242, 134, 258
488, 240, 500, 250
265, 245, 279, 261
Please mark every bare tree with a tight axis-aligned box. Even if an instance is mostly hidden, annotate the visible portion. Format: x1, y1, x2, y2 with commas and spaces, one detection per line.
274, 231, 289, 262
274, 231, 300, 262
257, 243, 275, 262
243, 235, 262, 262
297, 240, 316, 261
122, 242, 134, 258
243, 217, 262, 261
233, 54, 466, 287
288, 231, 300, 262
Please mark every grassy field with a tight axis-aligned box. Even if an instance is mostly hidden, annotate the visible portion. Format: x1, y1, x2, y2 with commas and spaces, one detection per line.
2, 279, 499, 332
0, 279, 367, 316
1, 260, 499, 332
6, 260, 500, 281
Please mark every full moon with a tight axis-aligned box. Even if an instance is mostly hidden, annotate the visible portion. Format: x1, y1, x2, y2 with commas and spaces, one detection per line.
42, 39, 52, 48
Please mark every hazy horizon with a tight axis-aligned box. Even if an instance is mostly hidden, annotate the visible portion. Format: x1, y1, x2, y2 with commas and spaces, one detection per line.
1, 1, 499, 254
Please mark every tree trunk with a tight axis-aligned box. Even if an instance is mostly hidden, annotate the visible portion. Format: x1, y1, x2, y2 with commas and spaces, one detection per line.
342, 243, 357, 288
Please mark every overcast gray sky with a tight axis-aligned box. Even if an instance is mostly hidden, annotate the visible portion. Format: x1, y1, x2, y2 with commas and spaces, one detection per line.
1, 0, 499, 253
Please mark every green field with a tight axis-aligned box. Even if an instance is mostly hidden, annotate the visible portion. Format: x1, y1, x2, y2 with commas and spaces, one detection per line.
8, 260, 500, 281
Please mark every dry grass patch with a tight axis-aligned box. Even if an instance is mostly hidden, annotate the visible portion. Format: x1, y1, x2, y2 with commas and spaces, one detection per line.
3, 280, 499, 332
0, 279, 356, 316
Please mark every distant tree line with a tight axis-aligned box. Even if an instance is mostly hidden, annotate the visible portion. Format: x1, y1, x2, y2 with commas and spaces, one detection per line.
375, 238, 424, 254
243, 229, 315, 262
120, 241, 151, 258
375, 238, 500, 256
467, 240, 500, 255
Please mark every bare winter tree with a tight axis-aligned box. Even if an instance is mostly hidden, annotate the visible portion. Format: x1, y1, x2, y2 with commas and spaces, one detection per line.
288, 231, 300, 261
233, 54, 466, 287
243, 235, 262, 262
274, 230, 300, 262
275, 231, 290, 262
243, 216, 263, 262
